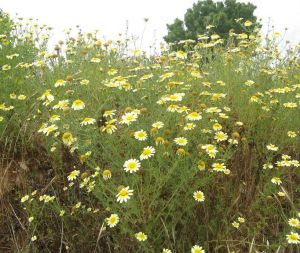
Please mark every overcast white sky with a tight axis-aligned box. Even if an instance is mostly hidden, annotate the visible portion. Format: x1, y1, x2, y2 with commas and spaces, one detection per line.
1, 0, 300, 52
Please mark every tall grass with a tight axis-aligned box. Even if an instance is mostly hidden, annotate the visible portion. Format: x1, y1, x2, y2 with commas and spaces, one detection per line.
1, 12, 300, 252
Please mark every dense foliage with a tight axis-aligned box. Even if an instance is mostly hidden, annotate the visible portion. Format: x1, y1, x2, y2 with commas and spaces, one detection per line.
1, 12, 300, 253
164, 0, 260, 44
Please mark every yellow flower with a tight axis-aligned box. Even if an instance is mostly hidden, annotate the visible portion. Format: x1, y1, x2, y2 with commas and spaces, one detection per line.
202, 144, 218, 158
217, 80, 226, 86
71, 99, 85, 110
134, 130, 148, 141
191, 70, 202, 78
140, 74, 153, 81
167, 104, 178, 112
80, 79, 89, 85
212, 123, 222, 131
44, 124, 58, 136
80, 117, 96, 126
184, 122, 196, 131
152, 121, 164, 129
287, 131, 297, 138
135, 232, 147, 241
108, 68, 118, 75
39, 194, 55, 203
287, 232, 300, 244
277, 191, 285, 197
121, 112, 138, 125
103, 169, 112, 180
90, 57, 100, 63
101, 123, 117, 134
6, 53, 19, 59
167, 93, 185, 102
283, 102, 297, 108
244, 20, 253, 27
211, 34, 220, 40
21, 195, 30, 203
62, 132, 75, 146
31, 235, 37, 242
2, 64, 11, 71
54, 79, 66, 87
266, 144, 278, 151
271, 177, 282, 185
191, 245, 205, 253
245, 80, 255, 86
155, 137, 165, 145
140, 146, 155, 160
53, 100, 69, 110
123, 159, 141, 173
18, 95, 26, 100
116, 186, 133, 203
175, 50, 187, 59
212, 163, 226, 172
176, 148, 186, 156
288, 218, 300, 227
106, 214, 119, 228
205, 107, 221, 113
67, 170, 80, 181
186, 112, 202, 121
193, 190, 205, 202
214, 131, 228, 142
174, 137, 188, 146
232, 221, 240, 229
238, 217, 245, 223
10, 93, 17, 99
49, 114, 60, 122
74, 202, 81, 209
103, 110, 116, 118
198, 160, 206, 171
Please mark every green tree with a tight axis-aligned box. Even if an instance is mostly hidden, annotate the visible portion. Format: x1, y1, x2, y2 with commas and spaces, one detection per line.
164, 0, 260, 43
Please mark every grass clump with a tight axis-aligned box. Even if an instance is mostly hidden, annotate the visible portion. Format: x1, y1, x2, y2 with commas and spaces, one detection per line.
0, 13, 300, 252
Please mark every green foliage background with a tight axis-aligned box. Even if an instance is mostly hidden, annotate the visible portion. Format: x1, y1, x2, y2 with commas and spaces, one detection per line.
164, 0, 260, 43
0, 8, 300, 253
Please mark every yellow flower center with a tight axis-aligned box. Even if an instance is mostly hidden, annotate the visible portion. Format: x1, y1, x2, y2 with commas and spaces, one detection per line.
128, 162, 136, 169
74, 100, 83, 106
290, 234, 298, 240
143, 150, 151, 155
125, 115, 134, 121
119, 189, 128, 197
109, 217, 116, 224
